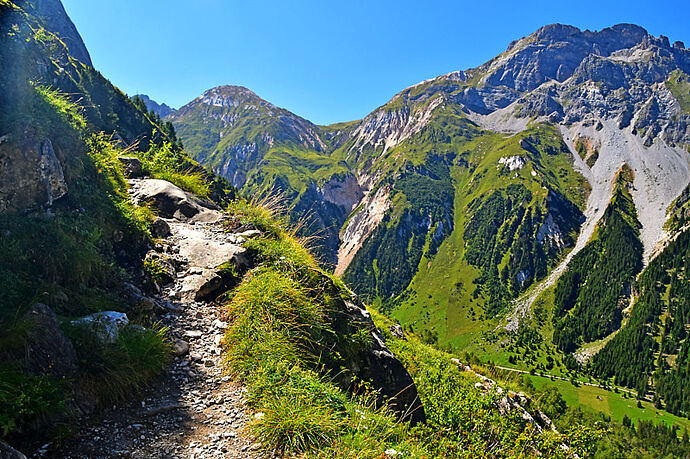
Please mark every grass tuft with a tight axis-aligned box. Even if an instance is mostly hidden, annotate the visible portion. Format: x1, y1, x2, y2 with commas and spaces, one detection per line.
66, 323, 172, 404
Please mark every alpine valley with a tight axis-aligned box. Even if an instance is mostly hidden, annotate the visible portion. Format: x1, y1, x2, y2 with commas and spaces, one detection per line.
4, 0, 690, 457
169, 23, 690, 393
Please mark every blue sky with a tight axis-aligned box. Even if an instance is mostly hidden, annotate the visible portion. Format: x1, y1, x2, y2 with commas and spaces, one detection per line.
62, 0, 689, 125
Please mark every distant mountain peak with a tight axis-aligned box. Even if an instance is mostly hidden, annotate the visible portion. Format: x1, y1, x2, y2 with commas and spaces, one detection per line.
133, 94, 175, 118
196, 85, 274, 108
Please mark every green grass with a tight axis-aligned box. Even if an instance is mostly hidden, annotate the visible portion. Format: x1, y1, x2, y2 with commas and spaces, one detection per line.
139, 141, 211, 198
220, 200, 603, 457
391, 124, 589, 352
666, 70, 690, 114
221, 206, 425, 456
527, 374, 690, 431
66, 323, 172, 404
0, 367, 66, 437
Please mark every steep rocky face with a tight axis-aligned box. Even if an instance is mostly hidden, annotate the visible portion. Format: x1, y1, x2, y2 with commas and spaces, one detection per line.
0, 136, 68, 211
336, 182, 390, 275
30, 0, 92, 66
480, 23, 649, 92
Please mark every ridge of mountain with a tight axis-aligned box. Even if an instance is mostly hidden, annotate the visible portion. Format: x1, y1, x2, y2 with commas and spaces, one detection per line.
30, 0, 92, 66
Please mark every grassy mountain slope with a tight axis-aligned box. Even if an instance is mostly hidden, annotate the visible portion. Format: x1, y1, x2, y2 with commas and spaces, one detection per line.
221, 199, 690, 457
0, 0, 230, 439
169, 86, 358, 263
348, 122, 589, 349
220, 200, 605, 457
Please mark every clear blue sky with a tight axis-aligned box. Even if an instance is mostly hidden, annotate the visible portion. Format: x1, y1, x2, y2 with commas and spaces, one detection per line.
62, 0, 689, 125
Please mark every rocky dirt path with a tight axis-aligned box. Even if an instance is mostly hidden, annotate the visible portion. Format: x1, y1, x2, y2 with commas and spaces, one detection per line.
43, 179, 265, 458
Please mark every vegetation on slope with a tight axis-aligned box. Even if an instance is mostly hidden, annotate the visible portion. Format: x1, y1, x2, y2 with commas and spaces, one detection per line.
0, 84, 174, 440
553, 165, 643, 353
383, 123, 588, 350
591, 220, 690, 409
666, 70, 690, 115
0, 3, 227, 439
221, 200, 602, 457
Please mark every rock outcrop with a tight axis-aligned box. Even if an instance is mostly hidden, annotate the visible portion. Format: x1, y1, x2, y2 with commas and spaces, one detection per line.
311, 270, 426, 425
71, 311, 130, 344
21, 303, 77, 378
0, 441, 27, 459
0, 137, 68, 212
129, 179, 220, 222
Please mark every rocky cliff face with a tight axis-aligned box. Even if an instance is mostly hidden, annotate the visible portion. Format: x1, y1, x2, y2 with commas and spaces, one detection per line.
460, 25, 690, 264
0, 136, 68, 212
30, 0, 92, 66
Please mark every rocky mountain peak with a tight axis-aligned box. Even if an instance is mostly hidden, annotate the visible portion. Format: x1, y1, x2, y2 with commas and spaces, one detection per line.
523, 23, 649, 54
196, 85, 274, 109
134, 94, 175, 118
482, 23, 658, 92
530, 23, 582, 43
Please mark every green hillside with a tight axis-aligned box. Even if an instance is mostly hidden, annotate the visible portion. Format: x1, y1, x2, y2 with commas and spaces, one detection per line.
373, 123, 589, 348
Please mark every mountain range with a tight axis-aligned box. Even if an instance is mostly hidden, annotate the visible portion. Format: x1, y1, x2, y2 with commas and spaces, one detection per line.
4, 0, 690, 454
163, 22, 690, 378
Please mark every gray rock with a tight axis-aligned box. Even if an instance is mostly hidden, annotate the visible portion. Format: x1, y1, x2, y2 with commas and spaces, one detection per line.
53, 291, 69, 303
130, 179, 219, 222
145, 252, 177, 285
151, 218, 171, 238
0, 441, 27, 459
21, 303, 77, 378
71, 311, 129, 344
133, 94, 176, 118
118, 156, 143, 177
309, 270, 425, 425
0, 136, 69, 212
179, 269, 224, 302
38, 139, 68, 207
234, 229, 261, 239
389, 324, 407, 341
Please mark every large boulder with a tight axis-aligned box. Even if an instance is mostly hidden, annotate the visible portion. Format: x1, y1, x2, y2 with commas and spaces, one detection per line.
71, 311, 129, 344
179, 269, 225, 302
0, 441, 27, 459
117, 156, 143, 178
308, 270, 426, 425
129, 179, 219, 222
0, 137, 68, 212
21, 303, 77, 378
